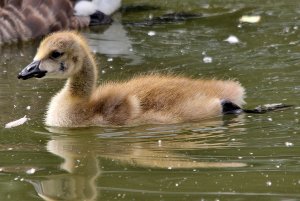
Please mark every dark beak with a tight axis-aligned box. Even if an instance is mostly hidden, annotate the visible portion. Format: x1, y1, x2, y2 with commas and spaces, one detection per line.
17, 61, 47, 80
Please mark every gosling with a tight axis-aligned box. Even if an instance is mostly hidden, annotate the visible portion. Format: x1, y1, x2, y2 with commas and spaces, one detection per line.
18, 31, 245, 127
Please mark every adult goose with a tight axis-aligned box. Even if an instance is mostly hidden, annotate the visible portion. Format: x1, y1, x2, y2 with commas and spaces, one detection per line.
0, 0, 117, 45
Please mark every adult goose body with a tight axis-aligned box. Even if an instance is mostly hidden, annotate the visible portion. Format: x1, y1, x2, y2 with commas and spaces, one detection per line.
18, 31, 246, 127
0, 0, 114, 45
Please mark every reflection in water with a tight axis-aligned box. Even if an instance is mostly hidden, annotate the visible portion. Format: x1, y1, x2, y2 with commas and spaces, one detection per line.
29, 139, 100, 201
87, 14, 143, 65
27, 116, 246, 201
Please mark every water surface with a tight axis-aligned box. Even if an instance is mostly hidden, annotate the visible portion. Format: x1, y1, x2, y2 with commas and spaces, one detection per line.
0, 0, 300, 200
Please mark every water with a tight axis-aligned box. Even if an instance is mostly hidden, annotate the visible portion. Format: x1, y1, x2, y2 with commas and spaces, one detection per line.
0, 0, 300, 200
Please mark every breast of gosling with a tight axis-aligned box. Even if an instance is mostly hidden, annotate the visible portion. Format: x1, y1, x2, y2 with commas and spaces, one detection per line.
18, 31, 245, 127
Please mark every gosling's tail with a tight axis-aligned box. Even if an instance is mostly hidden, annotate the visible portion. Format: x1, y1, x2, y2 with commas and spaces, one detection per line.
221, 100, 293, 114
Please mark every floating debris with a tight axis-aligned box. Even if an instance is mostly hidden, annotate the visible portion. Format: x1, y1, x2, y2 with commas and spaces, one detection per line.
244, 103, 292, 114
5, 116, 29, 128
285, 142, 294, 147
239, 15, 261, 23
203, 56, 213, 63
26, 168, 36, 175
148, 31, 156, 36
224, 35, 240, 44
158, 140, 162, 147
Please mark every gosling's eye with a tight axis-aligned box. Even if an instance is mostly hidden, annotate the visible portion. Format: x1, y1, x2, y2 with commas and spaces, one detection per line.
50, 51, 64, 59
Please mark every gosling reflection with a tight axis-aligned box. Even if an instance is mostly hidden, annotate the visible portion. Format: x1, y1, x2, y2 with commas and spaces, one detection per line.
98, 116, 247, 169
32, 116, 246, 201
30, 138, 100, 201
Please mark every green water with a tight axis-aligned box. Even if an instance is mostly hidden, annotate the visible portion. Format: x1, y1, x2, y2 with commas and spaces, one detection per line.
1, 0, 300, 200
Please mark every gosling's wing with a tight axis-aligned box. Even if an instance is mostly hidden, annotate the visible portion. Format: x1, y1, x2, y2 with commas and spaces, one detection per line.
90, 85, 140, 125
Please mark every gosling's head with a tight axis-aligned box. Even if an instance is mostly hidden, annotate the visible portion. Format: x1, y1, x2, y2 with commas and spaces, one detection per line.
18, 31, 90, 80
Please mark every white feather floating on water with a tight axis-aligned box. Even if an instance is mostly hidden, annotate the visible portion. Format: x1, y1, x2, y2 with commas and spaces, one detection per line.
5, 116, 29, 128
224, 35, 240, 44
239, 15, 261, 23
203, 56, 213, 63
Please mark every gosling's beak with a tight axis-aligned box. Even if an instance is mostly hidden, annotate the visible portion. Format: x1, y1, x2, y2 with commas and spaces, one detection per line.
17, 61, 47, 80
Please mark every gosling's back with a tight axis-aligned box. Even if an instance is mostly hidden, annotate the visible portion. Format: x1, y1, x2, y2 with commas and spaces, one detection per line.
89, 75, 245, 124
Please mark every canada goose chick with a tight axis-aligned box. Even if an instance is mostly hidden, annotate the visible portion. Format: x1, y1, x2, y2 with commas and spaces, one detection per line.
18, 31, 245, 127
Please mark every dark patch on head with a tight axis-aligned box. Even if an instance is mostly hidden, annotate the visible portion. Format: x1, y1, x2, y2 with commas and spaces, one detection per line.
50, 50, 64, 59
72, 56, 78, 63
59, 62, 65, 71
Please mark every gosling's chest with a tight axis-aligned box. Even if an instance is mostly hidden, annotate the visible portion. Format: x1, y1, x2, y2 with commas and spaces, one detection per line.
45, 93, 88, 127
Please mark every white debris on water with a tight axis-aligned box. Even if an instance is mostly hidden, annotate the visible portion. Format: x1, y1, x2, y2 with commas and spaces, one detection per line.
203, 56, 213, 63
285, 142, 294, 147
239, 15, 261, 23
26, 168, 36, 175
224, 35, 240, 44
148, 31, 156, 36
158, 140, 162, 147
5, 116, 29, 128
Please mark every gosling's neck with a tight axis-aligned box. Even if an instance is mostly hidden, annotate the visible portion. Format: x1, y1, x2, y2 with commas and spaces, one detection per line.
65, 53, 98, 98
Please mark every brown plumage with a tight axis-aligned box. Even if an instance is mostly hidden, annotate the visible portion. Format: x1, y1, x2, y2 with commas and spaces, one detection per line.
18, 31, 245, 127
0, 0, 90, 45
